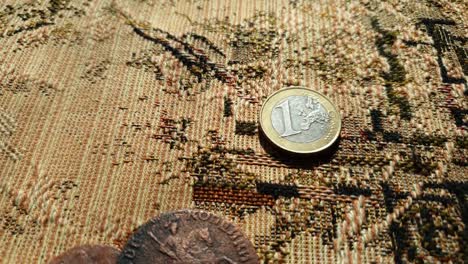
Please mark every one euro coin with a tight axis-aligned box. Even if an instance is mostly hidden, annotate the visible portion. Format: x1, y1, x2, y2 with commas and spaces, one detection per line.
260, 86, 341, 154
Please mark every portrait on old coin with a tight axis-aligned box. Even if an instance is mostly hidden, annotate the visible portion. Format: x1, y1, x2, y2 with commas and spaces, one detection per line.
119, 210, 259, 264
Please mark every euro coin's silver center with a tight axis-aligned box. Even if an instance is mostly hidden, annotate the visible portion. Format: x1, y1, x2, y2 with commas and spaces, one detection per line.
271, 95, 331, 143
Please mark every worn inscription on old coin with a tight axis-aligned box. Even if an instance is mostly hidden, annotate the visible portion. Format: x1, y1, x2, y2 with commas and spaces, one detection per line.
118, 210, 259, 264
48, 245, 120, 264
260, 86, 341, 153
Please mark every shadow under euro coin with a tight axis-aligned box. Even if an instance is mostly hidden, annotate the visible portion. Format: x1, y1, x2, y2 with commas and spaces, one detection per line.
258, 128, 340, 169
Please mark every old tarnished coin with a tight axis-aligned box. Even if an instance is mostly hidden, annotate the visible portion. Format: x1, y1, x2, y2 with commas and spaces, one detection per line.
48, 245, 120, 264
118, 210, 259, 264
260, 86, 341, 154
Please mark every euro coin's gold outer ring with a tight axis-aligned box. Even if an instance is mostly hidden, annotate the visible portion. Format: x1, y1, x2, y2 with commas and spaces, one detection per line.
259, 86, 342, 154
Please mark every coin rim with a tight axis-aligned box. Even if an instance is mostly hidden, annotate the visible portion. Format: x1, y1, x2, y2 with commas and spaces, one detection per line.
259, 86, 341, 154
49, 245, 120, 263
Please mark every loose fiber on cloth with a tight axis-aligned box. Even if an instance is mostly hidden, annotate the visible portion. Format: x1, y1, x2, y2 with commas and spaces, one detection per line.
0, 0, 467, 263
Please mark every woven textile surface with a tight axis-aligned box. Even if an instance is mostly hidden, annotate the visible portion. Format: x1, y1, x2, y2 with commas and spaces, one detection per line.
0, 0, 467, 263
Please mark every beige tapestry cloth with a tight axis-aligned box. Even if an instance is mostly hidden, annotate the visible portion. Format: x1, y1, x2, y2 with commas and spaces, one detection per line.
0, 0, 467, 263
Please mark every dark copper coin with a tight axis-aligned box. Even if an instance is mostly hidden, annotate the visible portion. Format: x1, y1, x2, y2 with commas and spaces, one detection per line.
48, 245, 120, 264
118, 210, 259, 264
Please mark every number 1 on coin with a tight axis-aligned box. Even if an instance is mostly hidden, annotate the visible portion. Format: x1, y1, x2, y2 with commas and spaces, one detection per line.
275, 99, 301, 137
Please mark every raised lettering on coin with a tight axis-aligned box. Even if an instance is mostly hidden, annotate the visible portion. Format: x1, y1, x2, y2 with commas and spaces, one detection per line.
118, 210, 259, 264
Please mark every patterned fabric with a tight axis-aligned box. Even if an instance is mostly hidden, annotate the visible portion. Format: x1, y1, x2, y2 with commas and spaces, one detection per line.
0, 0, 466, 263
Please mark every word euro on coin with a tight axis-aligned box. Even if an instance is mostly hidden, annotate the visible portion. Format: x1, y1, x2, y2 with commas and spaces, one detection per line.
48, 245, 120, 264
260, 86, 341, 154
118, 210, 259, 264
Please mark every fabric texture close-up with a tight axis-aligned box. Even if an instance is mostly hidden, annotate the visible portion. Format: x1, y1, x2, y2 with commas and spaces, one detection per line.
0, 0, 467, 263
